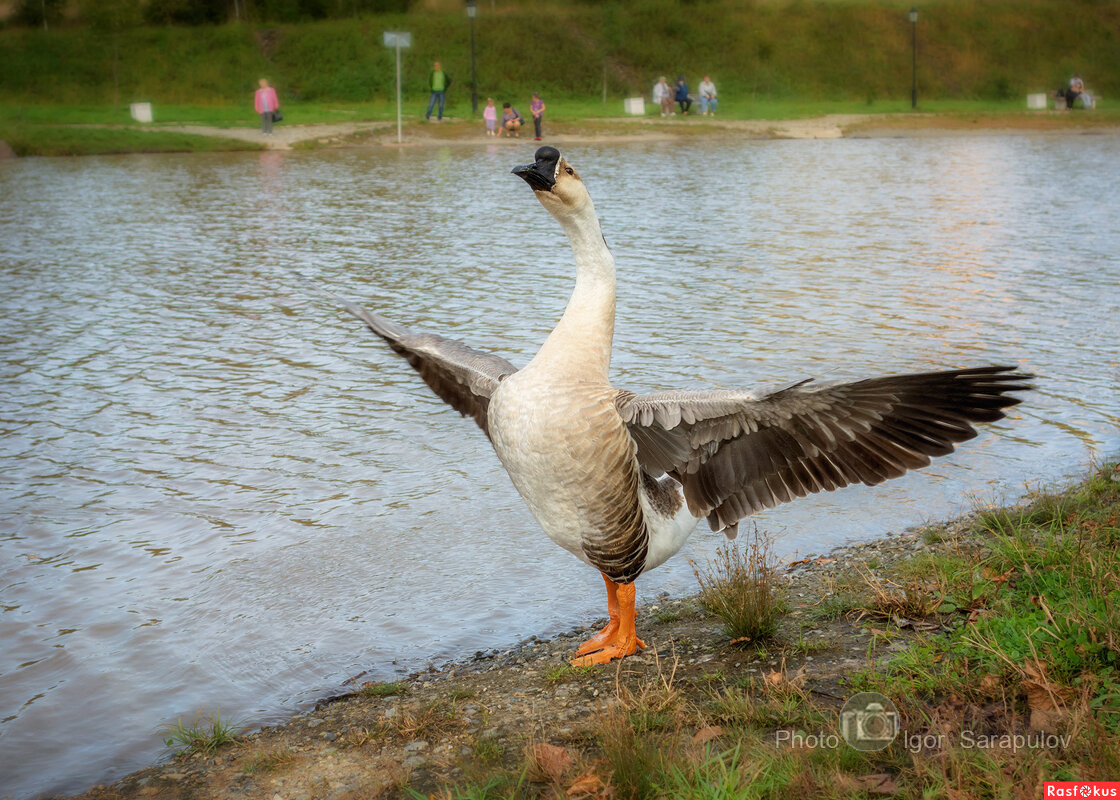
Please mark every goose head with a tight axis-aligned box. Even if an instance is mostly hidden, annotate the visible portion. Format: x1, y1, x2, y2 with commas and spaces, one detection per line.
512, 146, 593, 219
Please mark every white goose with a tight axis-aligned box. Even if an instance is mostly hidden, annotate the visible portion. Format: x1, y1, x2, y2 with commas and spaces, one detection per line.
337, 146, 1031, 666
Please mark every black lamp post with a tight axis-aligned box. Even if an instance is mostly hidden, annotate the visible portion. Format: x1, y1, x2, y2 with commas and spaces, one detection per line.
909, 7, 918, 109
466, 1, 478, 114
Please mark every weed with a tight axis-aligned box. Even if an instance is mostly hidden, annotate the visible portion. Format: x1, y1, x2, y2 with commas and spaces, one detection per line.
692, 527, 786, 644
542, 662, 594, 685
389, 699, 465, 742
472, 734, 503, 763
359, 680, 404, 698
855, 564, 944, 620
241, 748, 295, 774
160, 710, 240, 756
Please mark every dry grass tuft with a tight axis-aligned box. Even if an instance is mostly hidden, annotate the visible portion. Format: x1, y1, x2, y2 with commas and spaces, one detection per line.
692, 527, 786, 644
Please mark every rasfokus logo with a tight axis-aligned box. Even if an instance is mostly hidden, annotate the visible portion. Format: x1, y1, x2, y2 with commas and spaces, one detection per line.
1044, 783, 1120, 797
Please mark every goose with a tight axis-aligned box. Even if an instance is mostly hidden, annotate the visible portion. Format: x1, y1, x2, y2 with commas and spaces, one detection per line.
336, 146, 1031, 666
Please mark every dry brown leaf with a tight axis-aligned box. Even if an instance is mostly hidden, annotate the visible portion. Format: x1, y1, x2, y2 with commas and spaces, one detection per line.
729, 636, 752, 646
855, 773, 900, 795
1021, 661, 1069, 732
566, 767, 610, 799
531, 742, 574, 783
978, 673, 1002, 695
692, 726, 724, 747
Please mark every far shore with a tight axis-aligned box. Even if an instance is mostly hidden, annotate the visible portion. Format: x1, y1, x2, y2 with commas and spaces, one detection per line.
4, 110, 1119, 157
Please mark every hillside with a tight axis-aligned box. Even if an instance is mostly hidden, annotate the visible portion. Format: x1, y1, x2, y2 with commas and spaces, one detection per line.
1, 0, 1117, 111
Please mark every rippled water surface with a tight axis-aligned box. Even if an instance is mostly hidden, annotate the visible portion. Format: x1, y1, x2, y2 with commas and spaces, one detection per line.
2, 136, 1119, 798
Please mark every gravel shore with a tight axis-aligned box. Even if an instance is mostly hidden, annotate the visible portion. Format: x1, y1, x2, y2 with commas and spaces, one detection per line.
64, 509, 988, 800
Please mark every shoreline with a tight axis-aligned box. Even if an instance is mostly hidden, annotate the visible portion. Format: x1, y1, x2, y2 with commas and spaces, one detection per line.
60, 460, 1120, 800
154, 112, 1120, 150
5, 111, 1119, 158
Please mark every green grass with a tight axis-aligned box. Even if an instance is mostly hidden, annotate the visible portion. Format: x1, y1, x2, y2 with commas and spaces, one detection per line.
160, 710, 241, 756
0, 122, 259, 156
1, 1, 1118, 109
358, 679, 405, 697
693, 529, 786, 645
857, 464, 1120, 719
426, 463, 1120, 799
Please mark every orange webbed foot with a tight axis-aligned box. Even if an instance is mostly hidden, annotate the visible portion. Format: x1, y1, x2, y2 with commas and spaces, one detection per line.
575, 620, 619, 656
570, 577, 645, 666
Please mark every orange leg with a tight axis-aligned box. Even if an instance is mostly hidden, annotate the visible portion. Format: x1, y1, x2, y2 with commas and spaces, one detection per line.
571, 574, 646, 666
575, 573, 621, 656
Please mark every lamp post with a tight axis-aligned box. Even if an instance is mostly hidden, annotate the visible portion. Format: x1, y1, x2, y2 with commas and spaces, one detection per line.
466, 1, 478, 114
909, 7, 918, 109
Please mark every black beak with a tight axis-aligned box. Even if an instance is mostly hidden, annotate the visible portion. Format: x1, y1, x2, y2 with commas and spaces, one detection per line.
512, 146, 561, 192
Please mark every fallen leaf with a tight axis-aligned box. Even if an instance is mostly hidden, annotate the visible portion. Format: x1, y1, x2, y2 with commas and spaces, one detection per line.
729, 636, 752, 646
1021, 661, 1069, 732
566, 767, 609, 798
530, 742, 574, 782
855, 773, 899, 795
978, 673, 1002, 695
692, 726, 724, 747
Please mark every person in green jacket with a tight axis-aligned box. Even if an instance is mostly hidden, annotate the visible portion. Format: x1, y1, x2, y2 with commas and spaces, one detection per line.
425, 61, 452, 122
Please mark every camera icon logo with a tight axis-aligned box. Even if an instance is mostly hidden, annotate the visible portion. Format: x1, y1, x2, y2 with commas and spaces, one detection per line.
839, 692, 900, 751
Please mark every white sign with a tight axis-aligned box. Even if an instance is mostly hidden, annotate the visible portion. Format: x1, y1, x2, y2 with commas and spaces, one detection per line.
383, 31, 411, 48
129, 102, 153, 123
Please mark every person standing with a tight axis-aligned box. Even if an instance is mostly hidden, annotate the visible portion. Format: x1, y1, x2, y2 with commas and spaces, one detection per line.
530, 93, 546, 140
674, 75, 692, 115
483, 97, 498, 136
254, 78, 280, 135
698, 75, 717, 116
653, 76, 673, 116
425, 61, 451, 122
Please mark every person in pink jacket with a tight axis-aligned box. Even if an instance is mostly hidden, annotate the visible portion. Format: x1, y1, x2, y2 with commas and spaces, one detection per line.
254, 79, 280, 135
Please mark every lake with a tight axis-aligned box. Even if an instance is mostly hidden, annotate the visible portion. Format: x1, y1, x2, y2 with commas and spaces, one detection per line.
1, 134, 1118, 798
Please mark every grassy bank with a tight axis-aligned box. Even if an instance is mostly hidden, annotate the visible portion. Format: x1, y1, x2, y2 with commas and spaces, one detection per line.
435, 463, 1120, 798
75, 462, 1120, 800
4, 0, 1117, 156
2, 1, 1118, 111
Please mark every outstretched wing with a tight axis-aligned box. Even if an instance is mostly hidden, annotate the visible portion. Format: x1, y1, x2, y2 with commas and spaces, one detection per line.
336, 296, 519, 437
615, 366, 1032, 532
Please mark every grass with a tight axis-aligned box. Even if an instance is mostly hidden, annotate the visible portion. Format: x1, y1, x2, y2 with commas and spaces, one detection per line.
416, 462, 1120, 799
159, 710, 241, 756
3, 2, 1119, 106
693, 527, 786, 645
241, 748, 295, 774
0, 120, 260, 156
542, 662, 595, 685
359, 679, 405, 698
3, 95, 1118, 157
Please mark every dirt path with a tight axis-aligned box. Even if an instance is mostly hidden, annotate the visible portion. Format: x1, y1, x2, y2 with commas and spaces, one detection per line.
154, 121, 394, 150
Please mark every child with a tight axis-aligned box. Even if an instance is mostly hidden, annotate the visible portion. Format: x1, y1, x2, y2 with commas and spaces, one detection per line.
500, 102, 522, 137
483, 97, 498, 136
530, 93, 546, 141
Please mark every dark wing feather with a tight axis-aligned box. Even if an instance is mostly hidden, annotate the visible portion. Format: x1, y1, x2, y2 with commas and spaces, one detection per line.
336, 296, 519, 437
616, 366, 1033, 531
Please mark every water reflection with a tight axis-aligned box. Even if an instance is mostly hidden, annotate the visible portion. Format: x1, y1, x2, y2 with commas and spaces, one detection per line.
1, 135, 1118, 798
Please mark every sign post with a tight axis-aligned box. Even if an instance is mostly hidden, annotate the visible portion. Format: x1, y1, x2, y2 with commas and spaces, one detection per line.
383, 31, 412, 144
